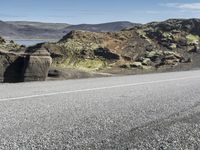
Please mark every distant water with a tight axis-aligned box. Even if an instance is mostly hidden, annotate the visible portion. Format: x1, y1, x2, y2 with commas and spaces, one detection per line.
13, 39, 58, 46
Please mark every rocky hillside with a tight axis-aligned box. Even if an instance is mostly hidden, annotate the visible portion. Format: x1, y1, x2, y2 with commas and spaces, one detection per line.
1, 19, 200, 82
27, 19, 199, 75
0, 37, 52, 82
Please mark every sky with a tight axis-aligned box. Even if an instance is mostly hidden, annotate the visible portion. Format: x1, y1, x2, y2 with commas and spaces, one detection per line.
0, 0, 200, 24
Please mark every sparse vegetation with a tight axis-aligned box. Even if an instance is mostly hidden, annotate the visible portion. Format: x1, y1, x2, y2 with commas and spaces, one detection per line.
186, 34, 199, 45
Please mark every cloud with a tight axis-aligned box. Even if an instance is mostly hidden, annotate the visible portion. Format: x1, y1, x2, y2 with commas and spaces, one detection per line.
145, 11, 160, 14
164, 3, 200, 10
179, 3, 200, 10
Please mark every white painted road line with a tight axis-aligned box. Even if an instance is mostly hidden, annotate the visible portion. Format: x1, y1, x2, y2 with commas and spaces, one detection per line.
0, 76, 200, 102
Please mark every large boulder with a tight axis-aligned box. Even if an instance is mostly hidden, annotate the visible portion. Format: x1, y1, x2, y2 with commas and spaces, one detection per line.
0, 51, 24, 82
0, 49, 52, 83
0, 37, 6, 44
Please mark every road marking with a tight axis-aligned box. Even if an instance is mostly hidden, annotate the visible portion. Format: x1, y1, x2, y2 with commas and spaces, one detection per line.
0, 76, 200, 102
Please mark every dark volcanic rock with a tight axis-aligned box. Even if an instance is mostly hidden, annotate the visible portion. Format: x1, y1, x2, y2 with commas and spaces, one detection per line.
94, 48, 120, 61
0, 49, 52, 83
28, 19, 200, 74
0, 37, 5, 44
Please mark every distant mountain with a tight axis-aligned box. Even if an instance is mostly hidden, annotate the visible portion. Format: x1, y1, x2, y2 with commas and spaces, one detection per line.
62, 21, 140, 33
0, 21, 140, 39
7, 21, 70, 30
0, 21, 18, 37
0, 21, 69, 39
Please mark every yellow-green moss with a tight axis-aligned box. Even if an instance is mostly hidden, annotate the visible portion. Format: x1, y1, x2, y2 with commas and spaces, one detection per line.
60, 39, 99, 53
137, 29, 152, 44
55, 39, 104, 70
75, 59, 106, 71
169, 43, 177, 49
162, 32, 172, 38
52, 58, 107, 71
186, 34, 199, 45
162, 32, 174, 41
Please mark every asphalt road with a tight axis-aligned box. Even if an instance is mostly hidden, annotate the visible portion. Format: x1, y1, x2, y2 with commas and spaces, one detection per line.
1, 70, 200, 149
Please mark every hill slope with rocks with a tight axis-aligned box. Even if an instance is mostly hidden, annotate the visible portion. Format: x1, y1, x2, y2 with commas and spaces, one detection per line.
27, 19, 199, 77
0, 38, 52, 82
1, 18, 200, 81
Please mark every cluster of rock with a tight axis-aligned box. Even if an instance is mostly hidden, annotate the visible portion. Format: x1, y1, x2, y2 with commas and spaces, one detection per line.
0, 37, 5, 44
0, 19, 200, 82
0, 38, 22, 52
135, 19, 200, 53
31, 19, 199, 73
120, 50, 189, 69
0, 40, 52, 83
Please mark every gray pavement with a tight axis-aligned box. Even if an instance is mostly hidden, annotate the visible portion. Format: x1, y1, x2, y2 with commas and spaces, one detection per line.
1, 70, 200, 149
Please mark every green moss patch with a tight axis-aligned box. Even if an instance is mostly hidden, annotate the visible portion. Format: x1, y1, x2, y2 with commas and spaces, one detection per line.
186, 34, 199, 45
137, 29, 152, 43
75, 59, 106, 71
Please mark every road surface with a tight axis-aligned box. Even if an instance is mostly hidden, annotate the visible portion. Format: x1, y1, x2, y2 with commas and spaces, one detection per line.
1, 70, 200, 149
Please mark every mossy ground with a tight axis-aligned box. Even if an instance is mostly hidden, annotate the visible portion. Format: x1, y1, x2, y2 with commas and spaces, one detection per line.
186, 34, 199, 45
52, 58, 106, 71
75, 59, 106, 71
137, 29, 152, 44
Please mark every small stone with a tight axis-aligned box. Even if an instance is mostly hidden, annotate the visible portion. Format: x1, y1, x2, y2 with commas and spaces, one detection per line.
130, 62, 143, 68
142, 58, 151, 66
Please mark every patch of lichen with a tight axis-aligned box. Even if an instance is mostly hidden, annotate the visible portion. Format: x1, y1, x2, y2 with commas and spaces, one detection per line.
186, 34, 199, 45
169, 43, 177, 49
0, 44, 21, 51
52, 57, 106, 71
75, 59, 106, 71
162, 32, 174, 40
59, 39, 99, 54
52, 58, 107, 71
136, 29, 152, 44
53, 38, 108, 71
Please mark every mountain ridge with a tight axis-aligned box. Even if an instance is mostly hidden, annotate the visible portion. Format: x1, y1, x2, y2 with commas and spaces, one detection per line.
0, 21, 139, 40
